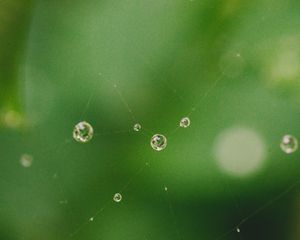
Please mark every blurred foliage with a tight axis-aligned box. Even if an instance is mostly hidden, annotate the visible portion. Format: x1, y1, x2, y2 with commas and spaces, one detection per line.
1, 0, 300, 240
0, 0, 35, 126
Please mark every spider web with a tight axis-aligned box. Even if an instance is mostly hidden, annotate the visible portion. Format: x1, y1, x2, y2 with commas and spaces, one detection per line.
1, 0, 300, 240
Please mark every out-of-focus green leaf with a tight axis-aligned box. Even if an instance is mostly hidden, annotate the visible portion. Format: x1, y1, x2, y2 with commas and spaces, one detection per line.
0, 0, 35, 128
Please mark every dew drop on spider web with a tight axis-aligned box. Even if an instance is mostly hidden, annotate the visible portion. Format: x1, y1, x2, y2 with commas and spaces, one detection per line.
151, 134, 167, 151
133, 123, 142, 132
280, 134, 298, 154
113, 193, 122, 203
73, 121, 94, 143
179, 117, 191, 128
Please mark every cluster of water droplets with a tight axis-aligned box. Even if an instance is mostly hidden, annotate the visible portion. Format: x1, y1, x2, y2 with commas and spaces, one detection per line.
72, 118, 300, 163
72, 117, 191, 153
149, 117, 190, 151
71, 116, 299, 210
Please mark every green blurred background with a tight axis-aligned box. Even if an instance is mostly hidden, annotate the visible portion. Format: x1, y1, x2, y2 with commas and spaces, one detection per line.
1, 0, 300, 239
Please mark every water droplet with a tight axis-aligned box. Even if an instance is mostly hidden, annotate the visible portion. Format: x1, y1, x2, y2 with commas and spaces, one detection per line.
89, 217, 94, 222
113, 193, 122, 203
20, 154, 33, 168
164, 186, 168, 191
280, 134, 298, 154
236, 227, 241, 233
133, 123, 142, 132
73, 121, 94, 143
150, 134, 167, 151
179, 117, 191, 128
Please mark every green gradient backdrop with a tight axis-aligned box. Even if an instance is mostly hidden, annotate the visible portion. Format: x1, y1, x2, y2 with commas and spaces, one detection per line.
1, 0, 300, 239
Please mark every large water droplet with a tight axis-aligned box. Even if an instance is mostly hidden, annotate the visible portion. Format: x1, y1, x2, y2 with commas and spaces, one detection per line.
151, 134, 167, 151
280, 134, 298, 154
73, 121, 94, 143
180, 117, 191, 128
133, 123, 142, 132
113, 193, 122, 203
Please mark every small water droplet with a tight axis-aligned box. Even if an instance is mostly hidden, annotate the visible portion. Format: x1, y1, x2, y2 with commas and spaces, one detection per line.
89, 217, 94, 222
280, 134, 298, 154
179, 117, 191, 128
73, 121, 94, 143
133, 123, 142, 132
20, 154, 33, 168
236, 227, 240, 233
113, 193, 122, 203
150, 134, 167, 151
164, 186, 168, 191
